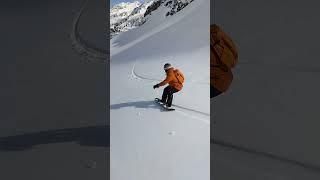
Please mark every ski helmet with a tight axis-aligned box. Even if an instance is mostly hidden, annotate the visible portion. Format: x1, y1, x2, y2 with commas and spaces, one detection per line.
163, 63, 172, 70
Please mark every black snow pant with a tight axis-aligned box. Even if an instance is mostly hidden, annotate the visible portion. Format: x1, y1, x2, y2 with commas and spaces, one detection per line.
211, 85, 222, 98
162, 86, 179, 107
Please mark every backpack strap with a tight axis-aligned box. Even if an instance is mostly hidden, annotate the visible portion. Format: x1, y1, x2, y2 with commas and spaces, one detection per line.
174, 70, 184, 85
211, 40, 224, 64
211, 42, 229, 72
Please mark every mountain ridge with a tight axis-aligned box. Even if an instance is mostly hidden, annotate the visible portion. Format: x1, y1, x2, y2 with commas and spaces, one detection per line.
110, 0, 194, 38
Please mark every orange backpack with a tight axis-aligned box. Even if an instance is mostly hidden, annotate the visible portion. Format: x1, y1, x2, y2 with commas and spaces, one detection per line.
211, 24, 238, 69
174, 69, 185, 84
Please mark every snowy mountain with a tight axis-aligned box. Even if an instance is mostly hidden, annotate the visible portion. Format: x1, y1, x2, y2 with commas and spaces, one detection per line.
110, 1, 152, 38
144, 0, 194, 17
110, 0, 209, 179
110, 0, 194, 38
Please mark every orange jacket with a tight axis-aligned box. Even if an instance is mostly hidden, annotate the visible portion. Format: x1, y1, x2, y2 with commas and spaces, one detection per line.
159, 68, 184, 91
211, 24, 237, 92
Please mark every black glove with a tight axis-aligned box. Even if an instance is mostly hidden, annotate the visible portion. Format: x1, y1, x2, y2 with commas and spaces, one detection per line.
153, 84, 160, 89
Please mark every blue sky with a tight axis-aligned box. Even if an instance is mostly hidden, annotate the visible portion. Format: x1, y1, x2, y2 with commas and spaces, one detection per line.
110, 0, 144, 7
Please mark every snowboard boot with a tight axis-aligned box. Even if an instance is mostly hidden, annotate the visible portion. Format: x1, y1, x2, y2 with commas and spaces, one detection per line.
156, 98, 166, 104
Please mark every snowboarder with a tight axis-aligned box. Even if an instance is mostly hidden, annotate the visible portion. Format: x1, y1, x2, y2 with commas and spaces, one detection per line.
153, 63, 185, 107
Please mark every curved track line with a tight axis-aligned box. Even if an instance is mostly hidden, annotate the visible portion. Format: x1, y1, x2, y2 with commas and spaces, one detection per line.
132, 63, 209, 85
131, 63, 160, 81
70, 0, 108, 62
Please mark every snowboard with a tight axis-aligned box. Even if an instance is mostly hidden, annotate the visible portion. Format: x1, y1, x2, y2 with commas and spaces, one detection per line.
155, 98, 175, 111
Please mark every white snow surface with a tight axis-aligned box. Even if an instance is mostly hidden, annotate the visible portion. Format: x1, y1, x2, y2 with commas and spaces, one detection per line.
110, 0, 210, 179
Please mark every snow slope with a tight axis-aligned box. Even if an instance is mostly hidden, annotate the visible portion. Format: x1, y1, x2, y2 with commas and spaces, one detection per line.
212, 0, 320, 179
110, 0, 210, 179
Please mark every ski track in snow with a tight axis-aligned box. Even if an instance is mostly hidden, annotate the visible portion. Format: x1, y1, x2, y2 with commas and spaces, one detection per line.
131, 63, 159, 81
175, 109, 210, 124
131, 63, 208, 85
212, 138, 320, 172
70, 0, 107, 62
131, 63, 210, 122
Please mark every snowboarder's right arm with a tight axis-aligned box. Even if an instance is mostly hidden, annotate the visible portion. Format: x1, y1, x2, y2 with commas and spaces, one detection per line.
158, 72, 174, 87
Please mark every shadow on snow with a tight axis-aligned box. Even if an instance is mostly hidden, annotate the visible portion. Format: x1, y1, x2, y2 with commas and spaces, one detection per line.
0, 125, 109, 151
111, 100, 167, 112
